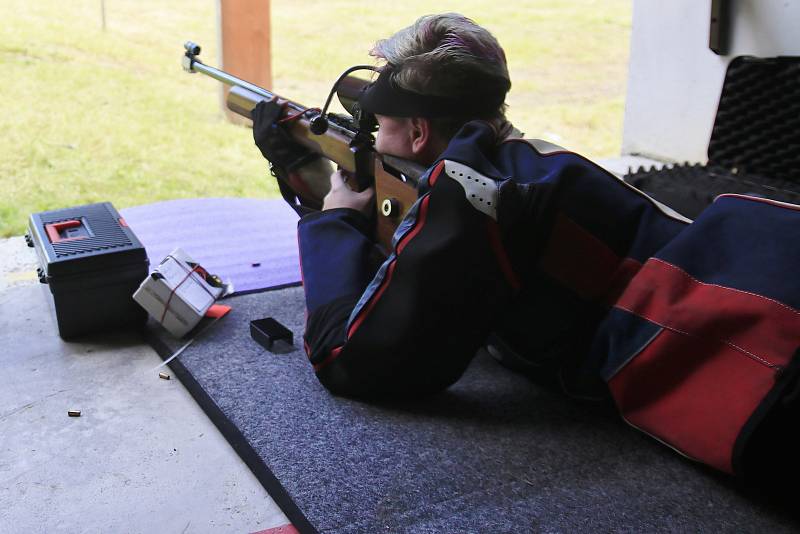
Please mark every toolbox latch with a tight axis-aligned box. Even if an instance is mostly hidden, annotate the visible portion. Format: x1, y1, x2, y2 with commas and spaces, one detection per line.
45, 219, 90, 244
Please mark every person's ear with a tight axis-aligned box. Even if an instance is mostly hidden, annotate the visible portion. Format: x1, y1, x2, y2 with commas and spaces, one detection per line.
408, 117, 431, 156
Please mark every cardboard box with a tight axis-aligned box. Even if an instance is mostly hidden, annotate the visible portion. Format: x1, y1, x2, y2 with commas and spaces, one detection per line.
133, 248, 226, 338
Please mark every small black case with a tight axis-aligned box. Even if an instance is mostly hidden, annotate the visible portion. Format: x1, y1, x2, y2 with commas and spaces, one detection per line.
27, 202, 149, 339
250, 317, 293, 350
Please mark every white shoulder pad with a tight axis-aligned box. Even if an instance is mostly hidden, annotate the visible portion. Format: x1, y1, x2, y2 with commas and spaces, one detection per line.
524, 139, 567, 155
443, 160, 498, 220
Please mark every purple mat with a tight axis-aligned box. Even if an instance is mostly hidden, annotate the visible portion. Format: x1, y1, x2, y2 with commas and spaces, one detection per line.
121, 198, 301, 294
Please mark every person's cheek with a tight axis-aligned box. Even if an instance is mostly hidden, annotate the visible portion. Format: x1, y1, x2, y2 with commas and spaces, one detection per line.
375, 129, 403, 157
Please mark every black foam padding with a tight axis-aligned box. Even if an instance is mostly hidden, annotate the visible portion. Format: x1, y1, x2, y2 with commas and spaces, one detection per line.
624, 56, 800, 218
708, 56, 800, 181
146, 287, 800, 533
624, 163, 800, 219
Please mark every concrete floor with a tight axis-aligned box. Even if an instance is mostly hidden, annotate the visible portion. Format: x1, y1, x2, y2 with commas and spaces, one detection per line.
0, 155, 663, 534
0, 236, 288, 534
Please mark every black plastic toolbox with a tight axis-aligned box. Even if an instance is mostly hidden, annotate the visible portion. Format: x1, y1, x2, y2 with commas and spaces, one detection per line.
26, 202, 149, 339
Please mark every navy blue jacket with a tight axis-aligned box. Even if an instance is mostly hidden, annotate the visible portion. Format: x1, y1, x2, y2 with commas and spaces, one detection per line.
297, 121, 800, 475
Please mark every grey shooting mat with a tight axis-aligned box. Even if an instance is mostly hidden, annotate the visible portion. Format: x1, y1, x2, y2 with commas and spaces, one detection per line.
145, 286, 800, 533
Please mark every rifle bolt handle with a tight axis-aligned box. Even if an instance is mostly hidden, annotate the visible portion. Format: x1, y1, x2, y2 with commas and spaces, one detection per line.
381, 198, 399, 218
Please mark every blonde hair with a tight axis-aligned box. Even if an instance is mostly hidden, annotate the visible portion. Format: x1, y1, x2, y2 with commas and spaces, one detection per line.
371, 13, 511, 134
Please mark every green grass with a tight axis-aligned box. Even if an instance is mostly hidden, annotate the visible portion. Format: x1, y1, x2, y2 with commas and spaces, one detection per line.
0, 0, 631, 237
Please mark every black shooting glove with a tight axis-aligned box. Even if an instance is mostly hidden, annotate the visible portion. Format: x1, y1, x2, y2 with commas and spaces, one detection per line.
252, 99, 319, 172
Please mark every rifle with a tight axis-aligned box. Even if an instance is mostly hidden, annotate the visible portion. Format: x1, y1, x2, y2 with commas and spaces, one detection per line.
182, 41, 423, 250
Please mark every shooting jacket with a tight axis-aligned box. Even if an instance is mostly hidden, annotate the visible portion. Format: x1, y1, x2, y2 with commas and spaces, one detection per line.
297, 120, 800, 477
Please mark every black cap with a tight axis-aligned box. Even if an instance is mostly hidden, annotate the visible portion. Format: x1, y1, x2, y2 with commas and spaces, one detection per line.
358, 67, 506, 119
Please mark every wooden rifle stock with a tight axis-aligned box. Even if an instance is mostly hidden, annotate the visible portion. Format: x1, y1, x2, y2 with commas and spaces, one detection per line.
227, 85, 364, 176
183, 43, 423, 251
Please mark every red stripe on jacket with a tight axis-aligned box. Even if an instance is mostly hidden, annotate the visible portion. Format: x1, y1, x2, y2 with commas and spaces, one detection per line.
314, 163, 445, 372
345, 193, 433, 340
487, 219, 521, 290
539, 212, 641, 303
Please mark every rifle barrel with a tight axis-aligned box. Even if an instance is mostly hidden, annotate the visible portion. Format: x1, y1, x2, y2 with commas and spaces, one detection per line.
183, 44, 424, 249
188, 58, 306, 114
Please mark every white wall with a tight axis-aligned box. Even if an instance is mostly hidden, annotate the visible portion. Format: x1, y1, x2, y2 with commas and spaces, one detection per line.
622, 0, 800, 163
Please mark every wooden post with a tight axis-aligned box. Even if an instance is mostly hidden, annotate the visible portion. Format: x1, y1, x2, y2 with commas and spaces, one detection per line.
217, 0, 272, 125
